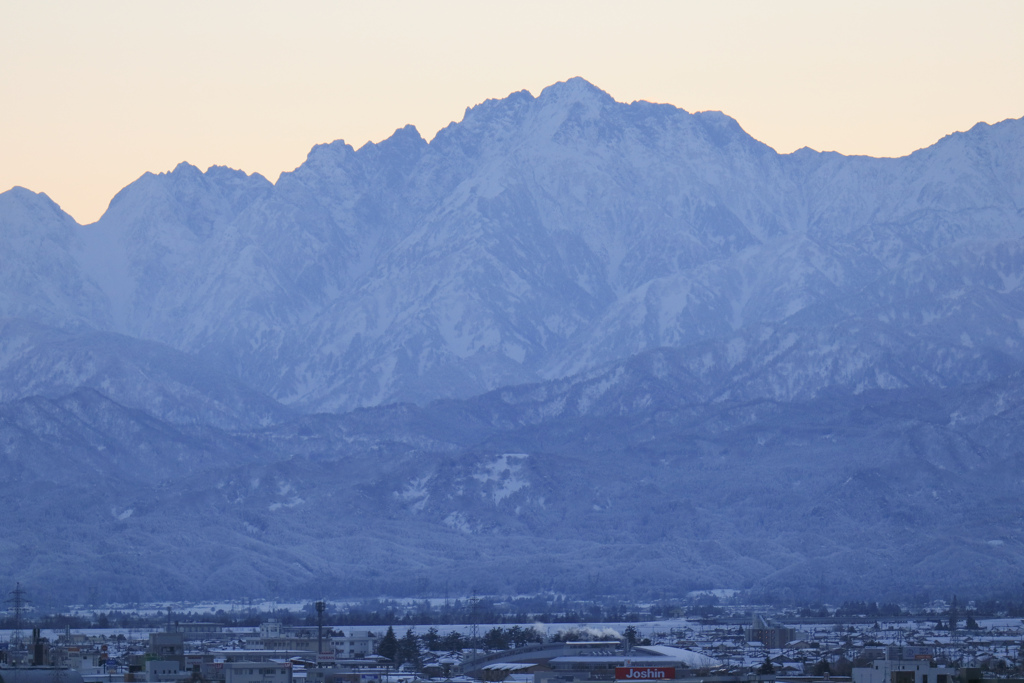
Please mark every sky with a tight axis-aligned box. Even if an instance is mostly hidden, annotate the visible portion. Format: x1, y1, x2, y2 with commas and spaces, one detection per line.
2, 0, 1023, 225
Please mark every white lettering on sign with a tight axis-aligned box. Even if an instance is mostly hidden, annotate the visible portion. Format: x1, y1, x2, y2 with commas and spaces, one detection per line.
615, 667, 675, 680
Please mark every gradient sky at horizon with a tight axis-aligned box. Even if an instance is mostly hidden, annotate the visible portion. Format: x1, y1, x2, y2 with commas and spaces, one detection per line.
2, 0, 1023, 225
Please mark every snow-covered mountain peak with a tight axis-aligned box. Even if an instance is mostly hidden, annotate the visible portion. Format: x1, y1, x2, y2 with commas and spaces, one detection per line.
205, 164, 271, 185
452, 88, 535, 127
435, 79, 619, 154
691, 109, 769, 153
297, 138, 358, 176
363, 123, 426, 151
431, 89, 535, 155
0, 185, 72, 227
0, 186, 109, 328
171, 160, 203, 176
4, 80, 1024, 415
536, 76, 615, 108
354, 124, 429, 182
97, 161, 268, 237
905, 115, 1024, 162
788, 146, 824, 157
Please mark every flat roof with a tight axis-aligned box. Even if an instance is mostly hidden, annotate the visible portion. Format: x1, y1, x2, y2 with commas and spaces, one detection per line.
483, 663, 539, 671
551, 657, 678, 664
210, 650, 316, 655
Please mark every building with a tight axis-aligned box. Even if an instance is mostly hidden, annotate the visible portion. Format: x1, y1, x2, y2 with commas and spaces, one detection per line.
175, 622, 229, 641
223, 661, 293, 683
745, 615, 798, 650
331, 632, 380, 660
957, 668, 1024, 683
465, 641, 720, 683
150, 632, 186, 669
63, 646, 109, 676
852, 660, 957, 683
0, 669, 87, 683
463, 640, 622, 678
208, 649, 317, 664
255, 620, 349, 656
145, 660, 190, 683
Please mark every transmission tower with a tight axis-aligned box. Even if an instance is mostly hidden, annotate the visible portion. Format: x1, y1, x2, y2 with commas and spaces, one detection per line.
6, 582, 29, 650
469, 592, 479, 654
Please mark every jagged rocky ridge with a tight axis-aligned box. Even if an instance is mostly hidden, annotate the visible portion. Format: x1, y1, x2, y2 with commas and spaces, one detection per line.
1, 78, 1023, 603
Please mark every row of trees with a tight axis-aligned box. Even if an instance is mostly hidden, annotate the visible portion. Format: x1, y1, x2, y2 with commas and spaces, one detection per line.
833, 601, 905, 618
10, 589, 1024, 632
481, 625, 546, 650
375, 624, 547, 664
373, 621, 652, 667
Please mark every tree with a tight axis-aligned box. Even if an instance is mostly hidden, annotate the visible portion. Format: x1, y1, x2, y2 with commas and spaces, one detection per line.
484, 627, 509, 651
523, 627, 545, 645
624, 625, 639, 648
423, 627, 440, 651
508, 625, 525, 648
398, 629, 420, 667
553, 628, 584, 642
441, 630, 464, 652
378, 625, 398, 661
758, 657, 774, 674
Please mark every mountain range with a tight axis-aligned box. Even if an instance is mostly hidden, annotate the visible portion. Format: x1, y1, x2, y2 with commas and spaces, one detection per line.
2, 78, 1023, 605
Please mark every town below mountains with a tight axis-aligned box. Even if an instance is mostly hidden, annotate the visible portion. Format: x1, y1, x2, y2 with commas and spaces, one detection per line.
2, 78, 1024, 603
3, 595, 1023, 683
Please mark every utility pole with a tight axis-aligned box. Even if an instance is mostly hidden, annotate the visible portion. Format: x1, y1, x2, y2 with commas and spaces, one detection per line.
316, 601, 326, 657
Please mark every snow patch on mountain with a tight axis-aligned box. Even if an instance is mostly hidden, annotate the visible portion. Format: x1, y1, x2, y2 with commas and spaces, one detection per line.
444, 511, 473, 534
472, 453, 530, 504
397, 476, 432, 512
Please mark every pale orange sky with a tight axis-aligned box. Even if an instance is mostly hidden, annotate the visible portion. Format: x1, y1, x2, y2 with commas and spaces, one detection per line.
2, 0, 1022, 225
